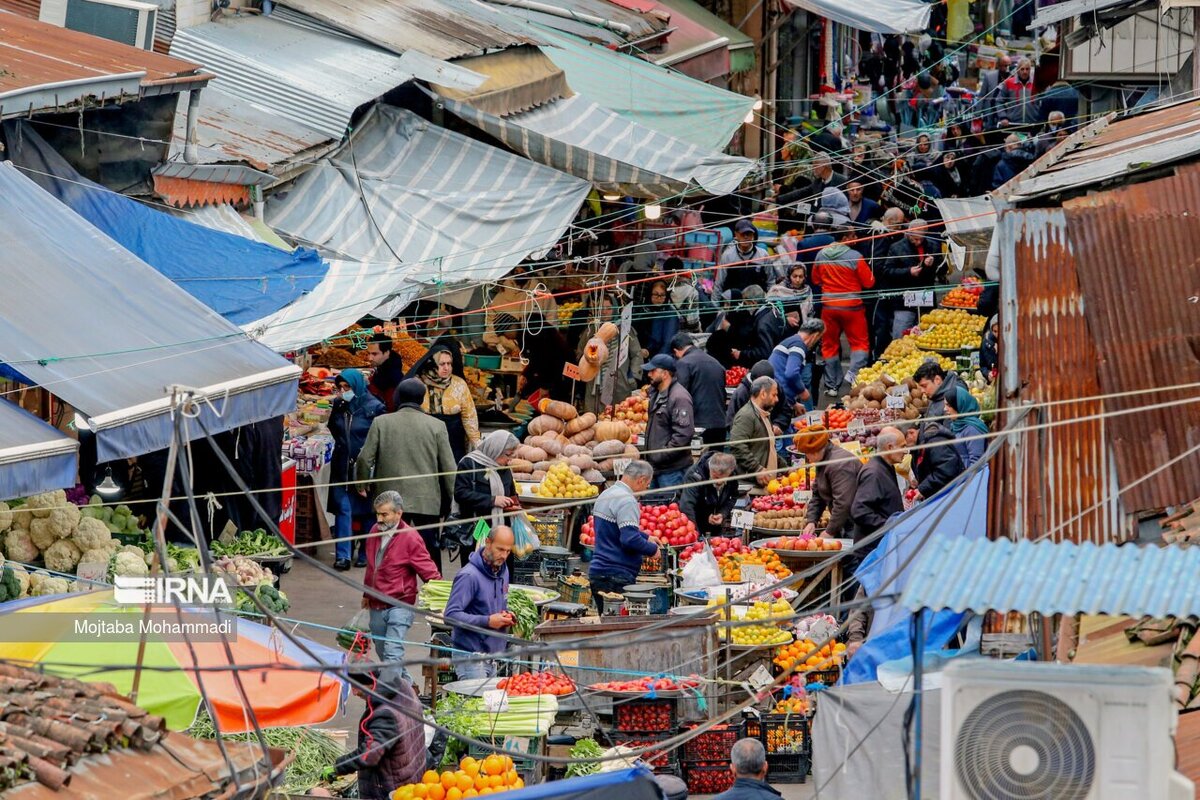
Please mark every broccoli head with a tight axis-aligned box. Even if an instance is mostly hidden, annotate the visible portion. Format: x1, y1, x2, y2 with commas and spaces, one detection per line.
3, 529, 39, 564
0, 566, 19, 603
43, 539, 82, 573
8, 564, 29, 598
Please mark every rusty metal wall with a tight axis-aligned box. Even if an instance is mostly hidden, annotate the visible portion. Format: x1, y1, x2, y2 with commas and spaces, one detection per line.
993, 207, 1124, 543
1061, 163, 1200, 511
0, 0, 40, 18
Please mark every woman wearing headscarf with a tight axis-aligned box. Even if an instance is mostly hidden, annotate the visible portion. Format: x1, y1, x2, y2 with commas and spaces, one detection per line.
327, 369, 385, 570
452, 431, 520, 567
945, 385, 989, 468
636, 280, 682, 359
416, 344, 480, 464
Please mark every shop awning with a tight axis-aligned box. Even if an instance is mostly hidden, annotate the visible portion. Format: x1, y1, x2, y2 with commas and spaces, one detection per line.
441, 93, 754, 197
0, 401, 77, 502
4, 122, 328, 325
653, 0, 755, 74
257, 105, 590, 351
780, 0, 931, 34
431, 45, 571, 116
0, 162, 300, 462
534, 26, 755, 151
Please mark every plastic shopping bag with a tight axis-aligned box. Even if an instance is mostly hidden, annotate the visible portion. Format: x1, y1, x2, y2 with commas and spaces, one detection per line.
511, 511, 541, 559
681, 542, 721, 589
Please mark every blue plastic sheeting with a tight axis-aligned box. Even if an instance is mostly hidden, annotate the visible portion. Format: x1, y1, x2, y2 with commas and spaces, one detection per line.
3, 121, 327, 325
0, 400, 77, 502
0, 162, 299, 462
498, 767, 661, 800
840, 466, 990, 685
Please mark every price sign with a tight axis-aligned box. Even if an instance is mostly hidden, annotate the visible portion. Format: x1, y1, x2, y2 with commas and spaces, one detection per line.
805, 411, 824, 428
847, 419, 866, 436
748, 665, 774, 691
612, 458, 632, 477
562, 362, 582, 380
558, 650, 579, 667
792, 489, 812, 504
76, 561, 109, 583
885, 394, 907, 410
502, 736, 532, 755
904, 290, 935, 308
971, 351, 981, 369
741, 564, 770, 584
730, 509, 756, 530
482, 690, 510, 713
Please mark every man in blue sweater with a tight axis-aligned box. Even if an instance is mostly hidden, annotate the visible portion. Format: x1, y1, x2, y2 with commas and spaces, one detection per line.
444, 526, 515, 680
588, 461, 662, 613
767, 318, 825, 414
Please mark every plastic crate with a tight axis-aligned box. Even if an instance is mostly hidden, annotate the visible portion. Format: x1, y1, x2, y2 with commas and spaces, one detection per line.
760, 714, 810, 755
510, 552, 544, 584
767, 752, 811, 783
557, 575, 592, 607
614, 698, 677, 733
613, 733, 677, 770
528, 509, 569, 549
639, 550, 665, 575
467, 736, 544, 785
682, 723, 743, 762
805, 668, 840, 686
685, 763, 735, 795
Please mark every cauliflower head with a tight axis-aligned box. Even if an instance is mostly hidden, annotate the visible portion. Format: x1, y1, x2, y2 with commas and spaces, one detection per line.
12, 510, 32, 530
110, 550, 149, 578
44, 539, 82, 573
25, 490, 67, 519
79, 547, 116, 565
72, 517, 113, 551
49, 503, 82, 536
4, 529, 38, 563
31, 576, 70, 596
0, 501, 11, 533
29, 518, 63, 551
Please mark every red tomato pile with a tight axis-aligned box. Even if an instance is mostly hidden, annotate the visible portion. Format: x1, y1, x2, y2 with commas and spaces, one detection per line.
725, 366, 748, 388
497, 671, 576, 696
687, 766, 735, 795
640, 503, 698, 546
825, 408, 855, 430
678, 536, 750, 565
580, 518, 596, 547
590, 675, 702, 695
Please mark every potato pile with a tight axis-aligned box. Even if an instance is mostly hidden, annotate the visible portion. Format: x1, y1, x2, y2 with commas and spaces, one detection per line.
845, 377, 930, 421
510, 398, 639, 484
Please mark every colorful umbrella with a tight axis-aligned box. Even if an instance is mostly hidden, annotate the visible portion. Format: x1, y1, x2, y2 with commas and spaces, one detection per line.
0, 590, 344, 732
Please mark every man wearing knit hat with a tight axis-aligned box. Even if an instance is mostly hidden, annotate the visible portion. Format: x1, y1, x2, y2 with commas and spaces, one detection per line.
794, 425, 862, 540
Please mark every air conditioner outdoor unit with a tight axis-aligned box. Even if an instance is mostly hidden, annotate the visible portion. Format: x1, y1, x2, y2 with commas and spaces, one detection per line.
942, 661, 1194, 800
40, 0, 158, 50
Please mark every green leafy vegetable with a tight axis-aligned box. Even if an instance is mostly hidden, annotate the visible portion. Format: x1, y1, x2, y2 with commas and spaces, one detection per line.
507, 589, 539, 640
565, 738, 604, 778
188, 709, 343, 793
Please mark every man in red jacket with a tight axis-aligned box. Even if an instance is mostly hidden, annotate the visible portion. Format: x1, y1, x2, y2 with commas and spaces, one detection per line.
812, 227, 875, 396
362, 490, 441, 681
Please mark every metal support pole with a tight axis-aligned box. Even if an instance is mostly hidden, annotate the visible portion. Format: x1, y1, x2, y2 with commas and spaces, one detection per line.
911, 610, 926, 800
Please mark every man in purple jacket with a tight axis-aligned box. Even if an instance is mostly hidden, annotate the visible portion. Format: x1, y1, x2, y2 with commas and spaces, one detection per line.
444, 526, 515, 680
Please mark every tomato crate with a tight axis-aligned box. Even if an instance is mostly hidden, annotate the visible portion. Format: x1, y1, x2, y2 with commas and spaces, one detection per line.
682, 723, 743, 762
767, 752, 811, 783
613, 698, 677, 733
685, 763, 735, 795
761, 714, 810, 755
613, 733, 678, 771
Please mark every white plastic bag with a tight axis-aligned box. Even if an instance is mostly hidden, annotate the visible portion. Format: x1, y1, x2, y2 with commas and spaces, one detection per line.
681, 543, 721, 589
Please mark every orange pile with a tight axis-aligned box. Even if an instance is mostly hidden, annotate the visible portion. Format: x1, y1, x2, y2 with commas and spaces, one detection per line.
773, 639, 845, 672
718, 551, 792, 583
391, 755, 524, 800
773, 696, 808, 714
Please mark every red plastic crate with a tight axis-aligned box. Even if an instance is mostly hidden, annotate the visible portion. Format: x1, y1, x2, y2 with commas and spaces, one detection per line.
614, 698, 677, 733
686, 763, 735, 795
613, 733, 676, 770
682, 723, 743, 762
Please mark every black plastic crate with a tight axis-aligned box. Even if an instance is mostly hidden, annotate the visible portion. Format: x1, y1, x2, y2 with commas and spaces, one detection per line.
467, 736, 544, 785
767, 752, 810, 783
682, 723, 743, 762
613, 698, 677, 733
685, 763, 735, 795
528, 509, 569, 549
612, 732, 678, 771
804, 667, 841, 686
760, 714, 810, 755
510, 552, 544, 583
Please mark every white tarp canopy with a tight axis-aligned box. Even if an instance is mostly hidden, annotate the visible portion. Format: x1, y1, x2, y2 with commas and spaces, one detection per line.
0, 162, 299, 462
254, 105, 590, 352
781, 0, 931, 33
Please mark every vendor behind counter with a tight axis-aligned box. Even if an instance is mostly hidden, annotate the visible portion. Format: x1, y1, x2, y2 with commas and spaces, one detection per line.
588, 460, 661, 613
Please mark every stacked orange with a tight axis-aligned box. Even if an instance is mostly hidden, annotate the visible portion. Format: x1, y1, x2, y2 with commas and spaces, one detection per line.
718, 551, 792, 583
391, 756, 524, 800
772, 639, 846, 672
773, 696, 808, 714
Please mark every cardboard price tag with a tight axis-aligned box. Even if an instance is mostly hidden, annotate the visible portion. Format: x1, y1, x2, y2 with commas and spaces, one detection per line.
792, 489, 812, 504
847, 419, 866, 436
75, 562, 109, 583
805, 411, 824, 428
612, 458, 632, 477
562, 362, 582, 380
740, 564, 770, 583
730, 509, 756, 530
502, 736, 532, 755
557, 650, 579, 667
748, 665, 774, 691
482, 690, 510, 713
885, 394, 907, 410
904, 290, 934, 308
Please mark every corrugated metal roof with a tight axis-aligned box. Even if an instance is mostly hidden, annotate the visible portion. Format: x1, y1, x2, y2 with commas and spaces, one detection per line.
1059, 164, 1200, 511
0, 13, 209, 117
276, 0, 539, 59
170, 14, 417, 140
0, 0, 41, 19
478, 0, 668, 41
902, 537, 1200, 617
992, 207, 1121, 543
1000, 99, 1200, 203
432, 45, 570, 116
152, 174, 252, 207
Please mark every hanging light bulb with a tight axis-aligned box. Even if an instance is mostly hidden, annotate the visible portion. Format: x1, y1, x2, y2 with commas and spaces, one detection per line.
602, 193, 621, 201
95, 466, 122, 498
752, 97, 764, 111
644, 204, 662, 220
743, 110, 756, 124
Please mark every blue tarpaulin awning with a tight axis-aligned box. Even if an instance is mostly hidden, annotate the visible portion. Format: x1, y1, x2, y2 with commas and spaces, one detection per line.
3, 121, 328, 325
0, 401, 77, 502
0, 162, 299, 462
